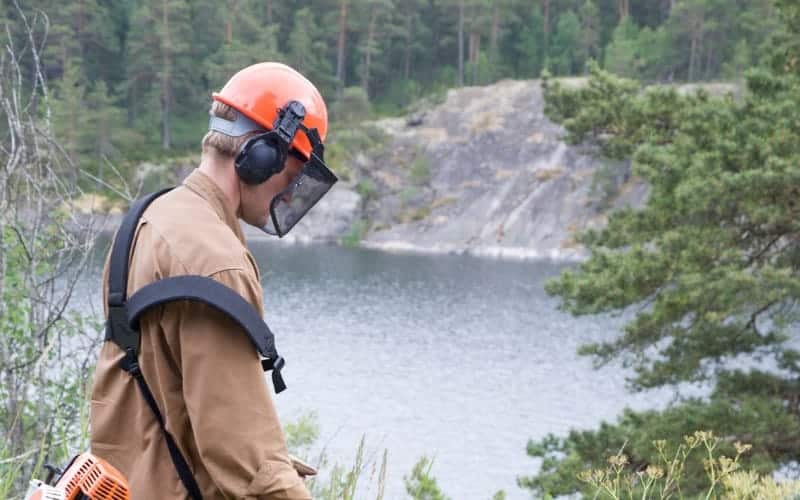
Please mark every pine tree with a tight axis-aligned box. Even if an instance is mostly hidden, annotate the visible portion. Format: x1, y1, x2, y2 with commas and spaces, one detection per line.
203, 0, 282, 91
506, 4, 546, 78
521, 2, 800, 494
127, 0, 192, 150
577, 0, 601, 68
549, 11, 580, 75
288, 6, 335, 98
356, 0, 393, 97
603, 17, 641, 78
51, 59, 86, 160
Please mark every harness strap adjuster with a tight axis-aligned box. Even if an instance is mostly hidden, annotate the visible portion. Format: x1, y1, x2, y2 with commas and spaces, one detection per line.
120, 349, 142, 376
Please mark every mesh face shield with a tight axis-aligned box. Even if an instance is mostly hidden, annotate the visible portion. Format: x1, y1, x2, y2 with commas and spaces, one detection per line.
261, 152, 338, 237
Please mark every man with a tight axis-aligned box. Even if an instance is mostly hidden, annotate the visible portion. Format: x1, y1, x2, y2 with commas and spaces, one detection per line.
90, 62, 334, 499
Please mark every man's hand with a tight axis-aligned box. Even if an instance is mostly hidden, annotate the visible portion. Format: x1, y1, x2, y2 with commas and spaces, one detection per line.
289, 455, 317, 479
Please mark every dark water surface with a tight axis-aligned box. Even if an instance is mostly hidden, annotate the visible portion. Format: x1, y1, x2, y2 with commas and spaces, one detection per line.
80, 241, 668, 499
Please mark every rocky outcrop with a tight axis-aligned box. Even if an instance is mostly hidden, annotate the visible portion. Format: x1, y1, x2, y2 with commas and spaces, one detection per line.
354, 79, 646, 261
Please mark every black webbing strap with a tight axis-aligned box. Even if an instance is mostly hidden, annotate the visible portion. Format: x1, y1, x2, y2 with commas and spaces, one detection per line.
126, 276, 286, 392
107, 188, 172, 309
120, 352, 204, 500
104, 189, 287, 500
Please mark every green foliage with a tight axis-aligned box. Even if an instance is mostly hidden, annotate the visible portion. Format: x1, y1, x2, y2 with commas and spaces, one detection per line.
287, 7, 335, 97
0, 226, 98, 495
324, 123, 388, 182
3, 0, 780, 191
404, 456, 449, 500
603, 18, 644, 79
522, 373, 800, 496
284, 419, 392, 500
508, 5, 546, 78
341, 219, 370, 247
355, 179, 377, 200
283, 412, 320, 459
549, 11, 581, 75
409, 154, 431, 186
543, 60, 800, 389
577, 0, 601, 67
524, 3, 800, 498
330, 86, 373, 123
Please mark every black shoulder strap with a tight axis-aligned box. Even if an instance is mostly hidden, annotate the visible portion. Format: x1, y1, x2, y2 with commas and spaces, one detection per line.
126, 276, 285, 391
107, 188, 172, 308
104, 189, 286, 500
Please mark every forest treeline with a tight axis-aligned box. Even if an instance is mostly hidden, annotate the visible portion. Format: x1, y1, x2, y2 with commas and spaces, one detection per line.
2, 0, 779, 173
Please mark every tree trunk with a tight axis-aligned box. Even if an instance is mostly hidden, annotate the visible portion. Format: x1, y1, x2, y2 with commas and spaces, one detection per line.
473, 33, 481, 84
704, 36, 714, 79
161, 0, 171, 150
688, 10, 704, 82
458, 0, 464, 86
77, 0, 86, 60
266, 0, 273, 24
226, 0, 236, 44
362, 6, 377, 96
617, 0, 629, 20
468, 31, 480, 84
542, 0, 550, 44
336, 0, 348, 96
404, 14, 412, 80
488, 2, 499, 68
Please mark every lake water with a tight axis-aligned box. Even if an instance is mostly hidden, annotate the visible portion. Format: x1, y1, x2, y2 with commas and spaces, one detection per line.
80, 241, 670, 499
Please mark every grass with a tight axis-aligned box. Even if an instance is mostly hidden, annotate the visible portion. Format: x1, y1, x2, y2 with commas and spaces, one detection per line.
409, 154, 431, 186
355, 179, 377, 200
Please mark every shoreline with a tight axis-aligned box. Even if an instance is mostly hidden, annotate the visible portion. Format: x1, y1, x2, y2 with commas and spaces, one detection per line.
84, 212, 589, 263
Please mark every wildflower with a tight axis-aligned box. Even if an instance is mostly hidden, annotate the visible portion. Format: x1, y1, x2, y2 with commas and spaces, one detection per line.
645, 465, 664, 479
694, 430, 714, 442
607, 454, 629, 468
734, 441, 752, 455
718, 456, 739, 475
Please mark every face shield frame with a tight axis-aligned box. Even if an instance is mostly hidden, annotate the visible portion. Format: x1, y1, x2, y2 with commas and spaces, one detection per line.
259, 118, 338, 238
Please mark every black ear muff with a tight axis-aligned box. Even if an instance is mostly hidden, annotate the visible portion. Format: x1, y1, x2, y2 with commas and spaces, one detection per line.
235, 133, 287, 185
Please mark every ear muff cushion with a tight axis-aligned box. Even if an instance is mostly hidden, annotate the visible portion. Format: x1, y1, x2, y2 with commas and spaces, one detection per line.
235, 134, 286, 185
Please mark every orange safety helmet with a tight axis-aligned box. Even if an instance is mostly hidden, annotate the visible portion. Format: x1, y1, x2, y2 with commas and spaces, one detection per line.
212, 62, 328, 160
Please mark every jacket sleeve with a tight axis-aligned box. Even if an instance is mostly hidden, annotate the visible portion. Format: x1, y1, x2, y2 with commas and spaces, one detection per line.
174, 267, 311, 500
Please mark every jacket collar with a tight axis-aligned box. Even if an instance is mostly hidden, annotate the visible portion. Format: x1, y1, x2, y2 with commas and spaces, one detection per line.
183, 169, 245, 244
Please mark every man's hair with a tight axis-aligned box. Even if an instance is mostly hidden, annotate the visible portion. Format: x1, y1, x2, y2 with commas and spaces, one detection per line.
201, 101, 259, 158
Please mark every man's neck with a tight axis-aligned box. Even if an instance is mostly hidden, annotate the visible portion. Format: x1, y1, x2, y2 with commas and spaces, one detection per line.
198, 150, 240, 217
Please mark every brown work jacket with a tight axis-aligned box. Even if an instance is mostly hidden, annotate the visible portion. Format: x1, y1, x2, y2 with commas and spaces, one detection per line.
90, 169, 311, 500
